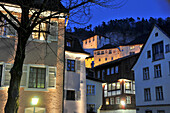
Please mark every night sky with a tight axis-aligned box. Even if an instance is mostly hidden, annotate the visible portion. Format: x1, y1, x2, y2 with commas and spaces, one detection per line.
71, 0, 170, 28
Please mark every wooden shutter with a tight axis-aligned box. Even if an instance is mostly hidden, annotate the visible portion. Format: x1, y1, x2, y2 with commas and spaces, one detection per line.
48, 67, 56, 88
20, 65, 28, 87
76, 60, 81, 73
48, 22, 58, 41
4, 63, 12, 86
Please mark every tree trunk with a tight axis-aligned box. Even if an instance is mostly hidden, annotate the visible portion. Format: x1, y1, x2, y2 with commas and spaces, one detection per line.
5, 7, 30, 113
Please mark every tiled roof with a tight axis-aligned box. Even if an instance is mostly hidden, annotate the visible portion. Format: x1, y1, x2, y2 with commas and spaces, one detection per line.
95, 44, 117, 51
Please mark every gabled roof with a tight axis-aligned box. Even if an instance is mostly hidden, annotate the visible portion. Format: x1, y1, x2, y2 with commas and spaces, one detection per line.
65, 32, 90, 55
94, 44, 117, 51
132, 24, 170, 69
0, 0, 67, 12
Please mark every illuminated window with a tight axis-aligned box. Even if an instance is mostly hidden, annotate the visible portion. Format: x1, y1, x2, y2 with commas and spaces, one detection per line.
106, 98, 109, 105
116, 82, 120, 89
29, 67, 46, 88
87, 85, 95, 95
25, 107, 45, 113
110, 97, 114, 105
0, 65, 2, 87
125, 82, 131, 90
130, 46, 135, 50
126, 96, 131, 104
112, 83, 116, 90
116, 97, 120, 104
67, 59, 75, 71
108, 84, 112, 90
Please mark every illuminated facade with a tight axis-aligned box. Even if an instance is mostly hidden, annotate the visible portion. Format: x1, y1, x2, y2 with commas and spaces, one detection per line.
94, 54, 139, 113
133, 25, 170, 113
64, 33, 90, 113
93, 44, 143, 67
0, 1, 66, 113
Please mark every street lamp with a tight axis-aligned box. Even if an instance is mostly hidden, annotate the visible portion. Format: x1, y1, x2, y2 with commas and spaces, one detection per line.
120, 100, 125, 106
31, 96, 39, 113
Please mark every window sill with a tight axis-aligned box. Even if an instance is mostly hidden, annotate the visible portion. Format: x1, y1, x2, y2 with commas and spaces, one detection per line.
24, 88, 48, 92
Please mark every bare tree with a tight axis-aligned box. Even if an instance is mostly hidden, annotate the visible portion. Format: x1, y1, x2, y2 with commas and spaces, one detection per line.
0, 0, 126, 113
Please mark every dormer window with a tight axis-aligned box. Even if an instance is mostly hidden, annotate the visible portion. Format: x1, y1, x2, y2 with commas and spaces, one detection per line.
66, 39, 72, 47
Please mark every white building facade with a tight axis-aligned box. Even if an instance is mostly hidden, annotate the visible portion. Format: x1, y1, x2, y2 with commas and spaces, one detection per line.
133, 25, 170, 113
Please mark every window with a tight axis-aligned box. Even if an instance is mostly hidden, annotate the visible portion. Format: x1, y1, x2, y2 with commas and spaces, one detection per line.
25, 107, 45, 113
101, 51, 104, 55
110, 97, 114, 105
143, 67, 150, 80
146, 110, 152, 113
152, 41, 164, 61
144, 88, 151, 101
116, 82, 120, 89
102, 70, 105, 80
97, 71, 100, 78
97, 51, 100, 55
157, 110, 165, 113
130, 46, 135, 50
32, 22, 47, 40
67, 59, 75, 71
0, 65, 2, 87
107, 68, 110, 75
93, 37, 95, 41
105, 58, 107, 61
106, 98, 109, 105
116, 97, 120, 104
147, 50, 151, 58
154, 64, 161, 78
87, 104, 95, 112
99, 58, 101, 61
115, 66, 118, 73
66, 90, 75, 100
104, 84, 107, 97
109, 50, 112, 54
112, 83, 116, 90
111, 57, 113, 60
155, 32, 158, 37
156, 86, 164, 100
89, 39, 91, 43
108, 84, 112, 90
66, 39, 72, 47
87, 85, 95, 95
28, 67, 46, 88
126, 96, 131, 104
85, 41, 87, 44
165, 44, 170, 53
130, 52, 135, 55
125, 82, 131, 90
111, 67, 114, 74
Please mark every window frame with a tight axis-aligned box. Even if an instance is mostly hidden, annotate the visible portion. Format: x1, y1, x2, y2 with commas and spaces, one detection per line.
165, 44, 170, 53
143, 67, 150, 80
147, 50, 151, 58
152, 41, 164, 61
67, 59, 75, 72
144, 88, 151, 101
155, 86, 164, 100
66, 90, 75, 100
154, 64, 162, 78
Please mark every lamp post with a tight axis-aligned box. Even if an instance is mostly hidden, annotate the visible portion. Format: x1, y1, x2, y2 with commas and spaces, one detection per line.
31, 96, 39, 113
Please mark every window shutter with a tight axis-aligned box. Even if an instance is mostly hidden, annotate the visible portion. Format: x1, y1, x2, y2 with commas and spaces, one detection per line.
4, 63, 12, 86
76, 60, 81, 73
48, 67, 56, 88
75, 90, 81, 101
20, 65, 28, 87
48, 22, 58, 41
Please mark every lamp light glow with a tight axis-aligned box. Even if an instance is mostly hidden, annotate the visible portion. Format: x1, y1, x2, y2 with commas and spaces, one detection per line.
120, 100, 125, 106
31, 96, 39, 105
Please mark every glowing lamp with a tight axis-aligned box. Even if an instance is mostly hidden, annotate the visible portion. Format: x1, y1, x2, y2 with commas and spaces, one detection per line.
120, 100, 125, 106
31, 96, 39, 105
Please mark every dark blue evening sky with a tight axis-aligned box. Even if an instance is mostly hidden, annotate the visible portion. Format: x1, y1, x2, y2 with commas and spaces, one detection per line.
72, 0, 170, 28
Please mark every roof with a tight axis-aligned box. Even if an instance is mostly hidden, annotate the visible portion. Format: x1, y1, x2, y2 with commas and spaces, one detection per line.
0, 0, 67, 12
85, 55, 94, 59
65, 32, 90, 55
95, 44, 117, 51
83, 34, 109, 41
132, 24, 170, 69
94, 53, 139, 69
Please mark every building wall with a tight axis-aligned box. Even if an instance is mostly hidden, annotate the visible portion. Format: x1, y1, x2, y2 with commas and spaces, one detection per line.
83, 35, 98, 49
64, 51, 89, 113
100, 109, 136, 113
136, 106, 170, 113
0, 17, 65, 113
85, 57, 94, 68
133, 26, 170, 113
86, 79, 103, 113
93, 44, 142, 67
